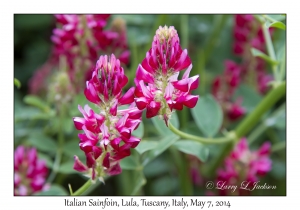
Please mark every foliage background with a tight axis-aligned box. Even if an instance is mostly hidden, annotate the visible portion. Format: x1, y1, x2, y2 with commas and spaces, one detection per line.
14, 14, 286, 196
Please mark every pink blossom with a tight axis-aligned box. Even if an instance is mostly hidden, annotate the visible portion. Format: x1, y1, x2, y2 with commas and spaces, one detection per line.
231, 14, 274, 96
216, 138, 272, 195
29, 14, 131, 97
257, 72, 273, 94
227, 99, 246, 121
212, 60, 245, 122
73, 54, 142, 180
134, 26, 199, 124
14, 146, 48, 195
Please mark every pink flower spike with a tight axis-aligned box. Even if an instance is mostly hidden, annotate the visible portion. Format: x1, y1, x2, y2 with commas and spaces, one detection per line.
14, 146, 49, 195
134, 26, 199, 120
216, 138, 272, 195
73, 53, 144, 179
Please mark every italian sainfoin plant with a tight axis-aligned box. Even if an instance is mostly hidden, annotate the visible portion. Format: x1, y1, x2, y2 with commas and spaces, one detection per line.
72, 25, 200, 181
134, 26, 199, 125
216, 138, 272, 195
14, 146, 49, 195
73, 54, 142, 181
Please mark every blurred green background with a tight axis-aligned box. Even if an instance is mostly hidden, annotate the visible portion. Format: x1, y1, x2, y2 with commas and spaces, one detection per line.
14, 14, 286, 196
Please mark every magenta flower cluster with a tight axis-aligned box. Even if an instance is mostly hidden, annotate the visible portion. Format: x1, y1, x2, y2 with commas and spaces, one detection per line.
73, 54, 142, 180
212, 60, 246, 121
72, 25, 200, 180
216, 138, 272, 195
134, 26, 199, 124
233, 14, 274, 95
29, 14, 130, 95
212, 15, 274, 122
14, 146, 49, 195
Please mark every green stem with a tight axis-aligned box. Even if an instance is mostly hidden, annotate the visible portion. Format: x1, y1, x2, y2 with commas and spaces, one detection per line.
262, 22, 279, 82
169, 123, 235, 144
47, 149, 62, 183
82, 177, 107, 195
202, 82, 285, 177
248, 102, 286, 145
271, 141, 286, 153
202, 142, 235, 178
170, 147, 193, 195
47, 105, 65, 183
72, 179, 93, 196
262, 15, 278, 23
279, 45, 286, 81
68, 184, 73, 195
235, 82, 286, 140
180, 15, 189, 49
266, 128, 282, 144
204, 15, 228, 62
262, 23, 277, 61
248, 123, 268, 145
125, 42, 138, 90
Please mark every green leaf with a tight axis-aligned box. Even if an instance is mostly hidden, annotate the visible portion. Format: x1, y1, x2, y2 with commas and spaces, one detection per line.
173, 140, 209, 162
233, 85, 263, 113
120, 155, 140, 170
28, 131, 57, 154
270, 160, 286, 179
135, 141, 158, 154
265, 104, 286, 129
58, 161, 78, 174
130, 171, 146, 195
191, 94, 223, 137
265, 14, 286, 22
143, 157, 171, 177
142, 134, 180, 166
266, 21, 286, 30
63, 117, 75, 134
150, 176, 178, 195
277, 44, 286, 81
14, 78, 21, 88
151, 112, 179, 136
23, 95, 50, 112
37, 153, 54, 168
273, 112, 286, 130
33, 184, 68, 195
63, 140, 85, 160
132, 121, 144, 138
251, 48, 279, 65
14, 107, 55, 122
